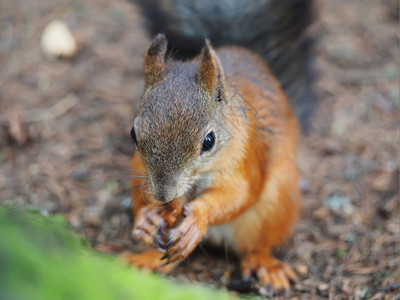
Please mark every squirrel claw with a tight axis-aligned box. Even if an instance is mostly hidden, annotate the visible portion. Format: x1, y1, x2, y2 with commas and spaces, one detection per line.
160, 252, 169, 261
153, 236, 167, 252
159, 227, 167, 237
159, 260, 170, 268
164, 238, 173, 248
160, 252, 172, 266
154, 235, 167, 248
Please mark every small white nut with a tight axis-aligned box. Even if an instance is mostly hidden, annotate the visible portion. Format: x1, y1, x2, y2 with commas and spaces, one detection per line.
41, 20, 78, 58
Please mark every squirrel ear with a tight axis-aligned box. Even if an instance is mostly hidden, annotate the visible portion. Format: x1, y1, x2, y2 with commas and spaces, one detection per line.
144, 34, 168, 86
197, 40, 226, 100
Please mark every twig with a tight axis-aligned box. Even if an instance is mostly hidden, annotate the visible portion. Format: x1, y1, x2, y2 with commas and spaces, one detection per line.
24, 94, 79, 122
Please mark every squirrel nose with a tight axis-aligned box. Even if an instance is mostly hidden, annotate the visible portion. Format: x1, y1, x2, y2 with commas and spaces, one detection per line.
149, 175, 178, 203
151, 184, 176, 203
150, 176, 177, 203
153, 190, 175, 203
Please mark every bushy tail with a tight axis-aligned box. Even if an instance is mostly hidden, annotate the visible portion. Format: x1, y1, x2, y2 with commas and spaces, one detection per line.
132, 0, 316, 130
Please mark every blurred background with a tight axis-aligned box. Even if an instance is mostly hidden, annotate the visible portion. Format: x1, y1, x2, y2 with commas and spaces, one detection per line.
0, 0, 398, 297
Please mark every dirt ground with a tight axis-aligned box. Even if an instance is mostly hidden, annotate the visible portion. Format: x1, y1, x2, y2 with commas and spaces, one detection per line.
0, 0, 398, 298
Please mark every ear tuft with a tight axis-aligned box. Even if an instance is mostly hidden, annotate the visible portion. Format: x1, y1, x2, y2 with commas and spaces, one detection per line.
144, 34, 168, 86
196, 40, 226, 100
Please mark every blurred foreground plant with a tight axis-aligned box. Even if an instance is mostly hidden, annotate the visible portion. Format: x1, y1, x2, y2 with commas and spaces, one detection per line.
0, 206, 239, 300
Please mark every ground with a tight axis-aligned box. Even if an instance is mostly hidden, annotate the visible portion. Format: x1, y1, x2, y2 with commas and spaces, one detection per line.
0, 0, 398, 299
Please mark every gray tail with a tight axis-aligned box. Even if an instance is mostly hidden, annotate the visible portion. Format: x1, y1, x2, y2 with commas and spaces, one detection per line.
131, 0, 317, 131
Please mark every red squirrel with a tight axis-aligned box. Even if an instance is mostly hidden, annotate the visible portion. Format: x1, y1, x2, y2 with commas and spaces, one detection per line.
123, 0, 315, 293
124, 34, 301, 292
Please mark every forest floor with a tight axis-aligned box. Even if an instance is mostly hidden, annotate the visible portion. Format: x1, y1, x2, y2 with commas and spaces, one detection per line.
0, 0, 398, 298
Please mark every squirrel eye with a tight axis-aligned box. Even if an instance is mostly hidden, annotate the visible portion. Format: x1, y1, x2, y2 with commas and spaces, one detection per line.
130, 126, 138, 144
201, 131, 215, 154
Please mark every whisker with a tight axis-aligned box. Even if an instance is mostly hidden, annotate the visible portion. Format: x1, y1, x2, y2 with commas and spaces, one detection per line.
129, 182, 150, 195
128, 170, 148, 175
126, 175, 149, 179
82, 168, 149, 182
80, 173, 148, 182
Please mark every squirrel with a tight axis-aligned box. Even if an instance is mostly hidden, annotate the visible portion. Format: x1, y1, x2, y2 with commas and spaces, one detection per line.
123, 0, 314, 293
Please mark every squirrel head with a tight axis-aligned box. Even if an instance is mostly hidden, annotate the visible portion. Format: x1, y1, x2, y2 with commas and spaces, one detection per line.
132, 34, 246, 203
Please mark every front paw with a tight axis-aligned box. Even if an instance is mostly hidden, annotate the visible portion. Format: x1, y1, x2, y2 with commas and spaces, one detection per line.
132, 206, 168, 251
164, 204, 207, 263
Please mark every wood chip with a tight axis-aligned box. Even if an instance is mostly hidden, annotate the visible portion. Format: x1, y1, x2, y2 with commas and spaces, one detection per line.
345, 265, 376, 275
25, 94, 79, 123
372, 172, 394, 192
8, 110, 28, 145
295, 264, 309, 275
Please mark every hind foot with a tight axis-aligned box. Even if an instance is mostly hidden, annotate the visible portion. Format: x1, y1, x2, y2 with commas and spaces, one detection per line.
241, 253, 297, 294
